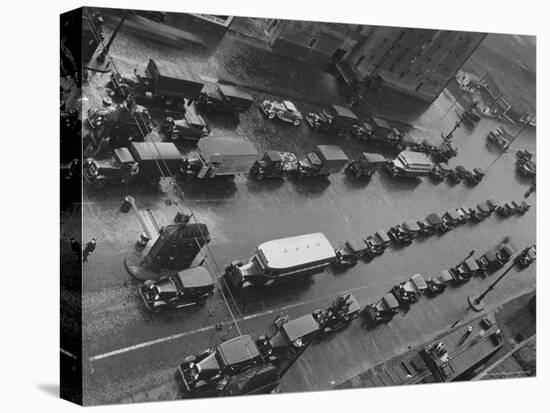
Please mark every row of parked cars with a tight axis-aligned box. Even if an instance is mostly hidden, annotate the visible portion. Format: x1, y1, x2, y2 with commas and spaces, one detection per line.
429, 164, 485, 185
364, 242, 536, 325
333, 199, 529, 267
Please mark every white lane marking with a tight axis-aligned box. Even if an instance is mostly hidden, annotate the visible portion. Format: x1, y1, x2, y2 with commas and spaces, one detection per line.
89, 280, 389, 362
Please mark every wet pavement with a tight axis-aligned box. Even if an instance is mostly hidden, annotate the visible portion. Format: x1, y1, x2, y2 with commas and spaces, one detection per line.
75, 13, 536, 405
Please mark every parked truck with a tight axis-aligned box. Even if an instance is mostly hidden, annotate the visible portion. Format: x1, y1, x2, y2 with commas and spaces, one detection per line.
83, 142, 183, 188
196, 83, 255, 115
181, 135, 259, 179
305, 104, 359, 134
296, 145, 349, 178
111, 58, 205, 108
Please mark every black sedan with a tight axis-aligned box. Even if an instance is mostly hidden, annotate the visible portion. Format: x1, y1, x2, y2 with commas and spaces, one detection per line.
139, 266, 215, 312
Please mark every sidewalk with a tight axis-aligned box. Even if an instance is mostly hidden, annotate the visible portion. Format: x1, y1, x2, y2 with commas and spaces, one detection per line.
335, 290, 535, 389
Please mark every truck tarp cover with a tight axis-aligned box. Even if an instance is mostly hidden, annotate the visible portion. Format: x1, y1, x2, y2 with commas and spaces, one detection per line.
198, 136, 259, 174
329, 105, 358, 130
146, 59, 204, 100
129, 142, 183, 175
219, 85, 254, 107
315, 145, 349, 173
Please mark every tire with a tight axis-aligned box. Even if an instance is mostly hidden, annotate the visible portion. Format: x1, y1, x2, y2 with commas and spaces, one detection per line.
268, 112, 275, 120
170, 132, 180, 141
294, 119, 301, 126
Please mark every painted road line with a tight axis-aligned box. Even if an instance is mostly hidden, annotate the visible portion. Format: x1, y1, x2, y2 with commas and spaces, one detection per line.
89, 280, 390, 362
61, 348, 78, 360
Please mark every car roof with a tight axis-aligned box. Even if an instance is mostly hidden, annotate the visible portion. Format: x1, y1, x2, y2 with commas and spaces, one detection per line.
346, 238, 367, 252
411, 273, 427, 289
114, 147, 135, 163
465, 258, 479, 271
362, 152, 387, 164
219, 84, 254, 102
176, 266, 214, 289
376, 230, 390, 242
283, 101, 297, 112
382, 293, 399, 309
218, 335, 260, 366
282, 314, 320, 342
438, 270, 454, 282
403, 220, 420, 231
426, 213, 443, 224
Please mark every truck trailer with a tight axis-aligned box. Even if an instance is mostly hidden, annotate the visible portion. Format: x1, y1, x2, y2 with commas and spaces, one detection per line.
182, 135, 259, 179
296, 145, 349, 178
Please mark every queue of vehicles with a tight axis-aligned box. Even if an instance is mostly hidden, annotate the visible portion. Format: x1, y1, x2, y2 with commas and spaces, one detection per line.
365, 240, 534, 325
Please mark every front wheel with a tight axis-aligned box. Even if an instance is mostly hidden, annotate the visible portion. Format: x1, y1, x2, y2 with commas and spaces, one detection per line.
294, 119, 301, 126
268, 112, 275, 119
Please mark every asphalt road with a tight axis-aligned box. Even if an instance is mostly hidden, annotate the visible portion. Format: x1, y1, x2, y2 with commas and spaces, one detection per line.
71, 15, 536, 405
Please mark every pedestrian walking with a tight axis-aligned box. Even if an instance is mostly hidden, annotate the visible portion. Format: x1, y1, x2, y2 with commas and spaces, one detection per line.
83, 238, 97, 263
69, 237, 81, 261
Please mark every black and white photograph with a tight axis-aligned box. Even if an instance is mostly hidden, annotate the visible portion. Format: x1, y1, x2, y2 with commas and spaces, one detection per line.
0, 1, 536, 412
57, 4, 540, 406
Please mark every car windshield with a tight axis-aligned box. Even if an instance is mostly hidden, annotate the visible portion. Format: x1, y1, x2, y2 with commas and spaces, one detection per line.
283, 101, 297, 112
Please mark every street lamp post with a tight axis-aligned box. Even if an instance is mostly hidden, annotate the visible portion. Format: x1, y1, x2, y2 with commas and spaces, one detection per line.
441, 102, 478, 141
86, 10, 128, 73
468, 259, 517, 312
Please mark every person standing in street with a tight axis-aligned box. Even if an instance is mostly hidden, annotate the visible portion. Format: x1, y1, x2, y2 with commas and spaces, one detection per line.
83, 238, 97, 263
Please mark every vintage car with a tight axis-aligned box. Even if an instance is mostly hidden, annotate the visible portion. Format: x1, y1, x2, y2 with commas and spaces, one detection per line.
453, 258, 481, 280
517, 159, 536, 178
391, 274, 428, 307
514, 200, 531, 215
432, 141, 457, 163
486, 199, 498, 212
487, 127, 510, 150
442, 209, 462, 227
476, 249, 501, 274
364, 230, 391, 258
334, 238, 368, 267
419, 212, 447, 235
497, 242, 517, 264
496, 202, 517, 217
426, 270, 455, 295
178, 335, 265, 393
465, 167, 485, 185
456, 207, 471, 223
429, 163, 453, 181
162, 112, 211, 141
139, 266, 215, 311
261, 100, 303, 126
516, 149, 533, 162
351, 121, 375, 140
312, 294, 361, 335
469, 202, 492, 222
388, 225, 414, 245
402, 220, 421, 239
447, 165, 468, 184
364, 293, 400, 325
516, 245, 536, 269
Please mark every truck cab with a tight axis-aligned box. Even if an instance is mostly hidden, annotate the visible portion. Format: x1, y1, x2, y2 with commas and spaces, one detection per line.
83, 147, 139, 188
249, 150, 298, 179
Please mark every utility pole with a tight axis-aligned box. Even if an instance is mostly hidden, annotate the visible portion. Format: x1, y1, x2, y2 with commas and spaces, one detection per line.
441, 101, 478, 141
468, 258, 517, 312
